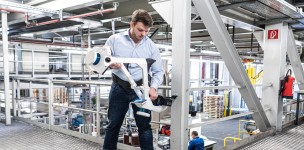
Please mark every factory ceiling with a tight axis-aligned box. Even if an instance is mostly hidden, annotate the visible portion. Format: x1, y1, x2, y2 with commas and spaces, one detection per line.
1, 0, 304, 57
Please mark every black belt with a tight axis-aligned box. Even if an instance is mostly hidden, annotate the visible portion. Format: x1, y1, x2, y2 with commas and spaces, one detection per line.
112, 74, 143, 90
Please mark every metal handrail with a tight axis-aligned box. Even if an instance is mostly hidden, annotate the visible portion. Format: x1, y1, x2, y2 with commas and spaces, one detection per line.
223, 137, 241, 146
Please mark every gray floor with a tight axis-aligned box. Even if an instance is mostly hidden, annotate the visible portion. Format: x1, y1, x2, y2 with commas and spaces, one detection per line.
0, 120, 101, 150
2, 117, 304, 150
201, 118, 241, 150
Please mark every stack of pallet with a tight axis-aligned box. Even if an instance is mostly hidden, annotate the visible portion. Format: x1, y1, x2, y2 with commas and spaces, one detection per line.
54, 88, 67, 103
203, 95, 224, 118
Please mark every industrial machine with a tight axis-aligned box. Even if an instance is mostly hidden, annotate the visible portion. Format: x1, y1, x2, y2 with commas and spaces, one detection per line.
85, 46, 174, 117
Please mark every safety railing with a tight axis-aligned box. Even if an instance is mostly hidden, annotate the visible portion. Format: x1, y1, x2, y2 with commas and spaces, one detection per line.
282, 98, 304, 125
223, 137, 241, 147
238, 120, 256, 139
5, 76, 281, 149
2, 47, 94, 77
11, 77, 111, 137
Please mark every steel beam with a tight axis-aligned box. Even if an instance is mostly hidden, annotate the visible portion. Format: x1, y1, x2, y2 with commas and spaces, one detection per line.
48, 79, 54, 128
287, 28, 304, 90
12, 80, 16, 117
261, 23, 288, 131
2, 11, 11, 125
17, 80, 20, 117
192, 0, 270, 131
96, 85, 101, 137
171, 0, 191, 149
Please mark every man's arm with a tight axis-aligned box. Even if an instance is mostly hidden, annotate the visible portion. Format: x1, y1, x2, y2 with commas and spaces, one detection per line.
105, 35, 121, 69
149, 42, 164, 100
149, 42, 164, 90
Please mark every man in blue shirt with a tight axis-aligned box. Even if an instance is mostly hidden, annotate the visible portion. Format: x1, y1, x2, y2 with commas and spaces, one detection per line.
188, 131, 205, 150
103, 9, 164, 150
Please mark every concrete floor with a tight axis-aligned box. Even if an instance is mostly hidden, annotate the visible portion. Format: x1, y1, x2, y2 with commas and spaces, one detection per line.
201, 118, 248, 150
0, 117, 243, 150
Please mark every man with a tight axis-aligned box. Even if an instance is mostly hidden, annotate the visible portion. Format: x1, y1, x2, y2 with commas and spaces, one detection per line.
103, 9, 164, 150
188, 131, 204, 150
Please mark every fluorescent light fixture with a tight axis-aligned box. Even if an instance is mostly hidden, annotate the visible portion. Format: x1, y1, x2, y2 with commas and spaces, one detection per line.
190, 29, 206, 33
190, 59, 224, 63
190, 41, 202, 44
37, 0, 99, 11
156, 44, 172, 50
201, 50, 220, 55
27, 0, 49, 5
20, 33, 34, 37
190, 48, 196, 52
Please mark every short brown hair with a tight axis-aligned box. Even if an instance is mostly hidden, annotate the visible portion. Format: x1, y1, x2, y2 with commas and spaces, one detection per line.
191, 131, 198, 136
131, 9, 153, 27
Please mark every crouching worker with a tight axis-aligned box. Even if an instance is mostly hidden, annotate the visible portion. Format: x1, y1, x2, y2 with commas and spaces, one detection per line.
188, 131, 204, 150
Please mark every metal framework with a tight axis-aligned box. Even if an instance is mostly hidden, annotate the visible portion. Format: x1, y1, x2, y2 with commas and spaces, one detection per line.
261, 23, 288, 131
286, 28, 304, 90
192, 0, 270, 131
0, 1, 59, 14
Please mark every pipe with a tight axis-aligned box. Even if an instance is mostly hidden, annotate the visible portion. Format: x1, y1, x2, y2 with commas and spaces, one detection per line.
0, 5, 117, 27
0, 8, 24, 14
36, 7, 117, 26
10, 39, 84, 47
66, 8, 115, 20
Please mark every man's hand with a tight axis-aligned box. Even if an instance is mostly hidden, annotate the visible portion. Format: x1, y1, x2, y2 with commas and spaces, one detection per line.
149, 87, 158, 101
109, 63, 121, 69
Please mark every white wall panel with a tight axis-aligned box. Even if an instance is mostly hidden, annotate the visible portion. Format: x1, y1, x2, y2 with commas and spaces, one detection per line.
21, 43, 49, 72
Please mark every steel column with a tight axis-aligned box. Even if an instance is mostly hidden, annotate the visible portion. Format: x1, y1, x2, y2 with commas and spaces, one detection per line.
192, 0, 270, 131
29, 81, 33, 119
286, 28, 304, 90
48, 80, 54, 128
2, 10, 11, 125
96, 85, 101, 137
261, 23, 288, 131
111, 19, 116, 35
17, 80, 21, 117
31, 50, 34, 77
12, 80, 16, 116
80, 29, 85, 80
68, 53, 71, 78
171, 0, 191, 149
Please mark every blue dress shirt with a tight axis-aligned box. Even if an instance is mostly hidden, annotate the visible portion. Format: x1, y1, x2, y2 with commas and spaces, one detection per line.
105, 29, 164, 89
188, 137, 204, 150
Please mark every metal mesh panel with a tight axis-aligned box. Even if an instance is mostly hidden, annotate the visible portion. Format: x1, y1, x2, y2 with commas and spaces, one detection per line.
240, 123, 304, 150
0, 120, 100, 150
223, 0, 287, 19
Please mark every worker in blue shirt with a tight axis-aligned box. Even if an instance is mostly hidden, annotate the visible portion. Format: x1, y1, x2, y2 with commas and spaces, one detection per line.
188, 131, 204, 150
103, 9, 164, 150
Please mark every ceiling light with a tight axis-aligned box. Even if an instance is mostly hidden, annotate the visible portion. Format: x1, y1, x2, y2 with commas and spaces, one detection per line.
201, 50, 220, 55
190, 29, 206, 32
190, 41, 202, 44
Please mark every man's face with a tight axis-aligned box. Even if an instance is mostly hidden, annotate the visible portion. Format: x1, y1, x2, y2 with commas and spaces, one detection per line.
130, 21, 150, 42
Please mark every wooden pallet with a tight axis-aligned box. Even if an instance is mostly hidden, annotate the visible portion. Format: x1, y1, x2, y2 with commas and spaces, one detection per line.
203, 95, 224, 118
